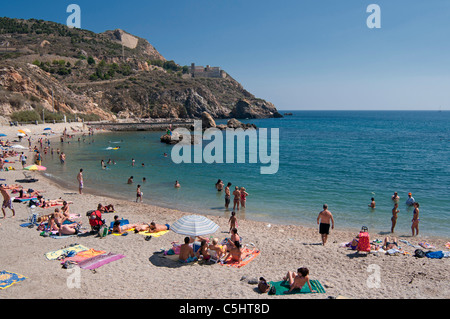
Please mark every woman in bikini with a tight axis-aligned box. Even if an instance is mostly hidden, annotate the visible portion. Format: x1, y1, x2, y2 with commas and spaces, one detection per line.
411, 202, 420, 236
196, 240, 211, 261
391, 203, 399, 233
283, 267, 314, 294
240, 187, 248, 208
232, 186, 240, 211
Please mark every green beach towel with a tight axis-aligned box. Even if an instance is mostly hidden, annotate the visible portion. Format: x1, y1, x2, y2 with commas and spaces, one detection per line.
268, 280, 326, 295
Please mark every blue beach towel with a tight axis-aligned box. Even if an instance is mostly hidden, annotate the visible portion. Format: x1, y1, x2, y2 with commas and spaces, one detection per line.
425, 251, 444, 259
0, 270, 27, 289
109, 219, 129, 229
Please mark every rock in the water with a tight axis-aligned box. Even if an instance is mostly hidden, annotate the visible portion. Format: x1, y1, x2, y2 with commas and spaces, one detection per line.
227, 118, 256, 130
201, 111, 216, 129
230, 99, 283, 119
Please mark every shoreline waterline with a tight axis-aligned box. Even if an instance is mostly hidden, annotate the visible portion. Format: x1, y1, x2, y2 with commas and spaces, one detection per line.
39, 169, 447, 243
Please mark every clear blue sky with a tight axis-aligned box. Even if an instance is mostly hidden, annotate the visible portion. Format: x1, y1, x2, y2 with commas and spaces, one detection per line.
2, 0, 450, 110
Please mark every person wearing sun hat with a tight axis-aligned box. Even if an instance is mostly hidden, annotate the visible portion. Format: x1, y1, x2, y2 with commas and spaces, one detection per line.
406, 192, 415, 206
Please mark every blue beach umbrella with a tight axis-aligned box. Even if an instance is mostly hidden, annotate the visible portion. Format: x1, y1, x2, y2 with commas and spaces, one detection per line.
0, 134, 7, 137
170, 215, 219, 237
44, 128, 51, 131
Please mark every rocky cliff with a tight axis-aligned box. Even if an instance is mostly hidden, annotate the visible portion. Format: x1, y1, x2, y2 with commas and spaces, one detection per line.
0, 17, 282, 123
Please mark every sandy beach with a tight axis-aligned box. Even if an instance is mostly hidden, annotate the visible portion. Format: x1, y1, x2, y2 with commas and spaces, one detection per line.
0, 122, 449, 300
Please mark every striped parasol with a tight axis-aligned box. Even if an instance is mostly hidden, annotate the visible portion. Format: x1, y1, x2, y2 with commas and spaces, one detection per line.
170, 215, 219, 237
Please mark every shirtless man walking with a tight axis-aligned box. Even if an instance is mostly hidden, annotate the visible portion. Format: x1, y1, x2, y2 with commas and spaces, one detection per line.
1, 184, 16, 219
317, 204, 334, 245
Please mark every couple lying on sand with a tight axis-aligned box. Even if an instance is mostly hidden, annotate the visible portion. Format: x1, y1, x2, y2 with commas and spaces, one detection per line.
112, 221, 169, 234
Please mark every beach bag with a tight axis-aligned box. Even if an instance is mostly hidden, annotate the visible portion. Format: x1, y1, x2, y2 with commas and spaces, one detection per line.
414, 249, 426, 258
258, 277, 270, 293
89, 210, 103, 227
98, 224, 108, 238
268, 285, 276, 295
357, 232, 371, 252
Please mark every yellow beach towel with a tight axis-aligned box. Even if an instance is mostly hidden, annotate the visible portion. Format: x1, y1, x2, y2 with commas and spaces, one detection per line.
137, 230, 169, 238
45, 244, 89, 260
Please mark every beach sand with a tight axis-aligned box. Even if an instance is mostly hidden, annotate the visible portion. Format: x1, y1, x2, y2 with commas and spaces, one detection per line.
1, 122, 449, 299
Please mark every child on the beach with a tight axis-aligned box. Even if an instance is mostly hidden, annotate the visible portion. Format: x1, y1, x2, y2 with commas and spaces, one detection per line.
136, 185, 143, 202
229, 211, 237, 233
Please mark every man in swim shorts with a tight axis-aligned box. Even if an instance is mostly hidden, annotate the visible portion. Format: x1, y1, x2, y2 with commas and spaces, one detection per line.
147, 222, 170, 233
317, 204, 334, 246
224, 182, 232, 209
179, 237, 196, 262
1, 184, 16, 219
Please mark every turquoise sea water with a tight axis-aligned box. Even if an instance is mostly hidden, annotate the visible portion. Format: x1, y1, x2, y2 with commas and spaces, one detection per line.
42, 111, 450, 237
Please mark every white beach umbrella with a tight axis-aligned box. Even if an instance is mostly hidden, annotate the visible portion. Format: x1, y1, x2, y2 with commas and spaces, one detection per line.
170, 215, 219, 237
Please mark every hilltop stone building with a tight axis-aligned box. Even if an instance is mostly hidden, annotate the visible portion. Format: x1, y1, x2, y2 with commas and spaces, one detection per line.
188, 63, 227, 78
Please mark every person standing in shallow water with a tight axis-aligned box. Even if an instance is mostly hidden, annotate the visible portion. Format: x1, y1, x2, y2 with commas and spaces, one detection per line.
317, 204, 334, 246
411, 202, 420, 236
77, 169, 83, 195
224, 183, 232, 209
391, 202, 399, 233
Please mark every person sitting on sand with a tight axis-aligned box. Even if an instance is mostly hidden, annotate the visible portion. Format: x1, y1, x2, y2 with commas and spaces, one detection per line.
223, 241, 242, 263
179, 236, 197, 263
196, 240, 211, 261
225, 228, 241, 251
47, 213, 60, 232
282, 267, 315, 294
53, 208, 69, 226
209, 238, 227, 260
